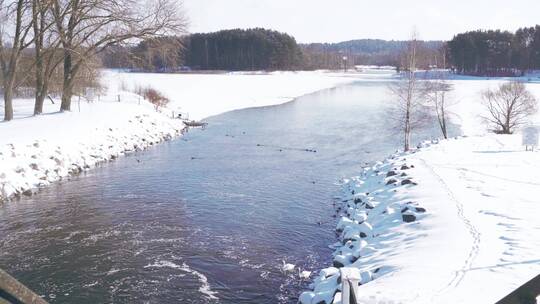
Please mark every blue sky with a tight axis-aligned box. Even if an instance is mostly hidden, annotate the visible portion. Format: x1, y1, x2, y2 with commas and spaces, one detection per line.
183, 0, 540, 42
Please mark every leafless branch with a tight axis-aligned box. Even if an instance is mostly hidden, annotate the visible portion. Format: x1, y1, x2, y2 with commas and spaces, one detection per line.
480, 81, 538, 134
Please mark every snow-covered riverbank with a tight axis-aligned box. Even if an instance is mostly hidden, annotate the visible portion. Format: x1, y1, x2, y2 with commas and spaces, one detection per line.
0, 70, 368, 201
302, 134, 540, 304
300, 76, 540, 304
0, 97, 185, 201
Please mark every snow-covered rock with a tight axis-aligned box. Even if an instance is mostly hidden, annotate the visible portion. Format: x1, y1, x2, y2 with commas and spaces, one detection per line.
303, 133, 540, 304
0, 105, 184, 201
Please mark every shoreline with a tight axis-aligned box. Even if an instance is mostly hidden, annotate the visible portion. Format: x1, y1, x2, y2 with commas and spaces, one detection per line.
300, 133, 540, 304
0, 111, 186, 202
0, 70, 366, 203
299, 142, 435, 304
299, 72, 540, 304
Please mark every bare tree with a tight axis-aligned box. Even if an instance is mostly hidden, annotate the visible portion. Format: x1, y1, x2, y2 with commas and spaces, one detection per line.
0, 0, 34, 121
32, 0, 63, 115
423, 79, 453, 139
422, 53, 454, 139
481, 81, 538, 134
51, 0, 187, 111
132, 36, 183, 72
389, 31, 428, 151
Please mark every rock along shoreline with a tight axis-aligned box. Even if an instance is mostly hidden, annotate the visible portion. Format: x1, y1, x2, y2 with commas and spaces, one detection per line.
299, 141, 438, 304
0, 113, 185, 202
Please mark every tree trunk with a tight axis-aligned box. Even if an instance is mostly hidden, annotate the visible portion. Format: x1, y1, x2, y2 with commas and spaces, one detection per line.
3, 83, 14, 121
33, 0, 46, 115
34, 54, 45, 114
440, 93, 448, 139
61, 80, 73, 111
60, 51, 73, 111
34, 82, 47, 115
441, 117, 448, 139
504, 109, 511, 134
404, 108, 411, 151
34, 93, 46, 115
404, 124, 411, 151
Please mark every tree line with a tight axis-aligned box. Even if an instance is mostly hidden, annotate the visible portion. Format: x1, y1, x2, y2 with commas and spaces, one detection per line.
87, 25, 540, 77
103, 32, 446, 72
103, 28, 305, 71
0, 0, 187, 121
447, 26, 540, 76
393, 32, 538, 152
185, 28, 304, 70
301, 39, 443, 70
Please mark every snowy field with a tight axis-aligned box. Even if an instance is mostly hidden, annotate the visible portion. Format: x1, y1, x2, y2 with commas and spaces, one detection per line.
301, 76, 540, 304
101, 70, 383, 120
0, 70, 368, 201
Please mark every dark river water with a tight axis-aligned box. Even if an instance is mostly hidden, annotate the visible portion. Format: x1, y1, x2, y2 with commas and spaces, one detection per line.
0, 81, 457, 303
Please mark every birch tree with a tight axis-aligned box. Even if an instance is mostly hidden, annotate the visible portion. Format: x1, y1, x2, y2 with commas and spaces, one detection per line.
423, 80, 453, 139
389, 31, 427, 151
423, 53, 454, 139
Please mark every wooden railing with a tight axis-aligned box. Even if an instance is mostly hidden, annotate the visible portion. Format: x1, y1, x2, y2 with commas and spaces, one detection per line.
0, 269, 47, 304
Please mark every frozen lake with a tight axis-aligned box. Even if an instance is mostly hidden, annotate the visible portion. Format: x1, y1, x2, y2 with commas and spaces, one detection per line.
0, 81, 457, 303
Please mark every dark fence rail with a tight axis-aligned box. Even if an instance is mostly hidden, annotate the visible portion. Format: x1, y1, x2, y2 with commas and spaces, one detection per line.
497, 273, 540, 304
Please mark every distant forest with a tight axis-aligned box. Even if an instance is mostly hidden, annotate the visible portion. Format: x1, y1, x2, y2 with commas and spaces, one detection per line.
101, 29, 443, 71
101, 26, 540, 76
447, 26, 540, 76
103, 28, 305, 71
185, 29, 303, 70
301, 39, 443, 69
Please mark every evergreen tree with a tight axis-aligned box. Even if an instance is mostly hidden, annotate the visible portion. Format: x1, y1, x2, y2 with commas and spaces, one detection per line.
448, 26, 540, 76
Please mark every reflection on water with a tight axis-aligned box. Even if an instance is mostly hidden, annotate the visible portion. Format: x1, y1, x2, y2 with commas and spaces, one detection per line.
0, 82, 458, 303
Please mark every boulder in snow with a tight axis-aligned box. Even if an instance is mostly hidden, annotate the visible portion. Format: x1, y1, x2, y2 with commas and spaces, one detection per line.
401, 179, 416, 185
336, 217, 354, 232
333, 259, 345, 268
402, 213, 416, 223
415, 207, 426, 213
299, 291, 315, 304
386, 178, 398, 185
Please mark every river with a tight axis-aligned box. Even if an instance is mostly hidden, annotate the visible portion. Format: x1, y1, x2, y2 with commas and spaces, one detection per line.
0, 81, 457, 303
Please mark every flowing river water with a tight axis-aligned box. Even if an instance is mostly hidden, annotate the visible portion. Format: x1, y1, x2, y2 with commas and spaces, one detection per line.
0, 81, 458, 303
